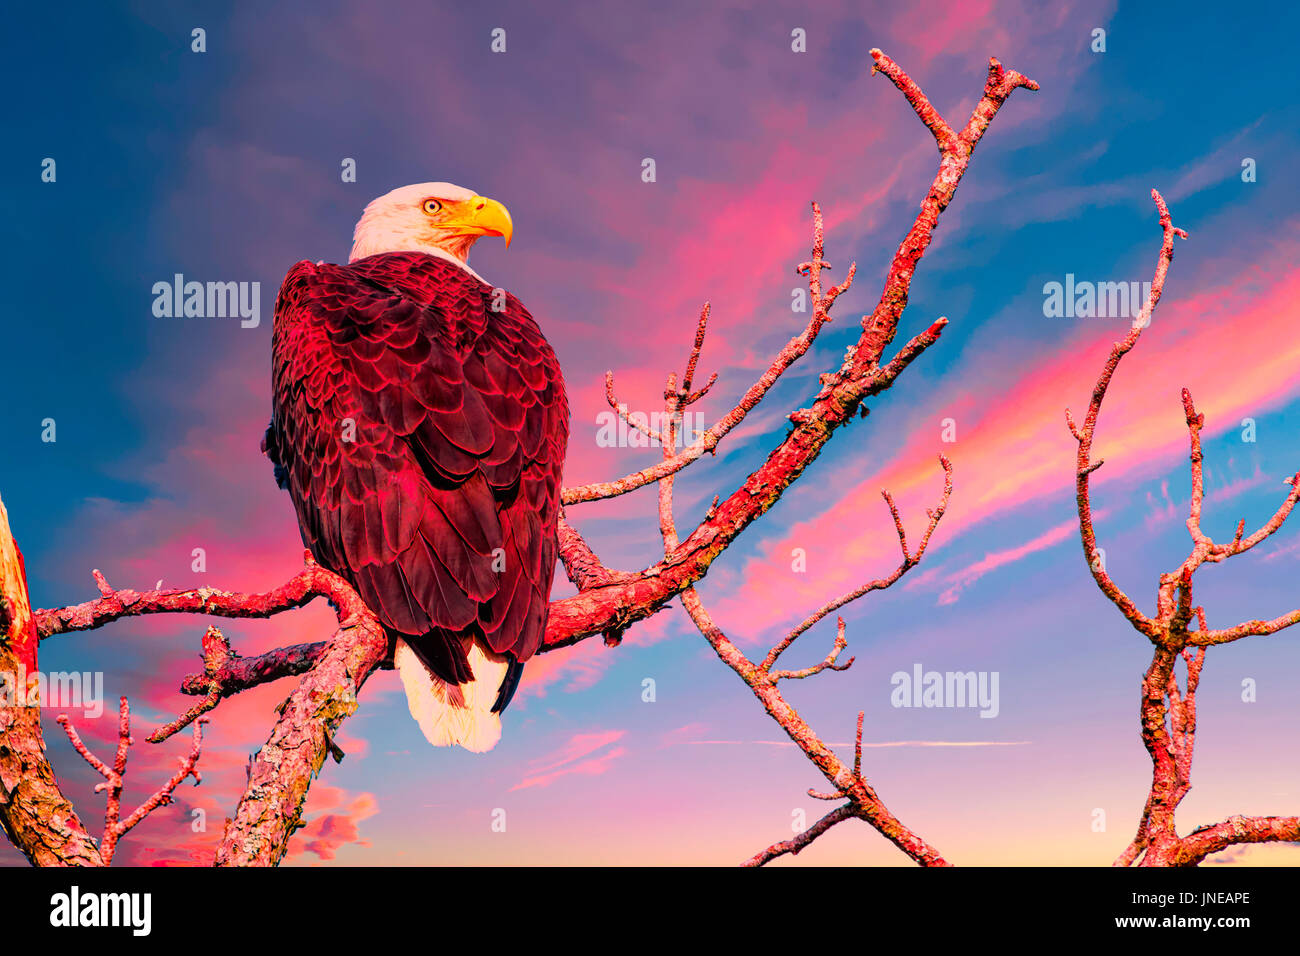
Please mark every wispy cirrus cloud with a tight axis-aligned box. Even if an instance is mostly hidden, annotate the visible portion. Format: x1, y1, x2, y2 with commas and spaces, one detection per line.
932, 515, 1083, 605
510, 730, 627, 791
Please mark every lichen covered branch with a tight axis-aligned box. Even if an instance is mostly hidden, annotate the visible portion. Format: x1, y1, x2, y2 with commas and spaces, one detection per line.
149, 626, 327, 743
32, 552, 389, 867
58, 698, 205, 865
1071, 193, 1300, 866
0, 496, 103, 866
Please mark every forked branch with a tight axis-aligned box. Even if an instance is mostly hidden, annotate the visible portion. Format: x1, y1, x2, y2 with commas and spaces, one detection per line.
1068, 192, 1300, 867
637, 47, 1025, 866
58, 698, 205, 865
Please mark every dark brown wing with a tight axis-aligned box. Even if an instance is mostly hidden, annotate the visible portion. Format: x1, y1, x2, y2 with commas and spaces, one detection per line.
267, 252, 567, 706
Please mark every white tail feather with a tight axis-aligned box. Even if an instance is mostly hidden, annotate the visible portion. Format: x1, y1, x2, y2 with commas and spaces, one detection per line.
394, 637, 509, 752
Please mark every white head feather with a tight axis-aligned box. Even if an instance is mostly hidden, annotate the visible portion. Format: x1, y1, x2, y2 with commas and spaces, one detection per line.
349, 182, 495, 281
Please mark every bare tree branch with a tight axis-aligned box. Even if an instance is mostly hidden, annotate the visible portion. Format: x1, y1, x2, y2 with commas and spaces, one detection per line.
1065, 189, 1187, 641
547, 50, 1034, 656
764, 457, 952, 671
1070, 192, 1300, 866
22, 552, 389, 867
58, 698, 205, 865
35, 555, 369, 639
561, 209, 857, 508
0, 496, 103, 866
1178, 815, 1300, 866
150, 626, 326, 743
742, 803, 857, 867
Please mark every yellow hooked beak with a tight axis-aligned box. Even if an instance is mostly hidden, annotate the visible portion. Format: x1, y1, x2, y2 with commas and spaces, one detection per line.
443, 195, 513, 248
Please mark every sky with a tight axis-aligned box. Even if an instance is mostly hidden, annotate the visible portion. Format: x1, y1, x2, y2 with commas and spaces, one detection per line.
3, 0, 1300, 866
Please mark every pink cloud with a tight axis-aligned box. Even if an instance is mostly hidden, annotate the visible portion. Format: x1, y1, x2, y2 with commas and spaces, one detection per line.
286, 790, 379, 862
707, 225, 1300, 640
510, 730, 626, 791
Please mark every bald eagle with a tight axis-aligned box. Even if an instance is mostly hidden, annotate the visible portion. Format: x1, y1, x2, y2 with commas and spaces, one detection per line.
264, 183, 568, 752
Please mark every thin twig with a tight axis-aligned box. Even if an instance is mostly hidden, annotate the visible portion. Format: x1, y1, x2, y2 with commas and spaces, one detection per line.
58, 698, 205, 865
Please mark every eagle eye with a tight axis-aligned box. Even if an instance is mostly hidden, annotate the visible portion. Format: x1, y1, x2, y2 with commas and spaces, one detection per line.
421, 199, 442, 215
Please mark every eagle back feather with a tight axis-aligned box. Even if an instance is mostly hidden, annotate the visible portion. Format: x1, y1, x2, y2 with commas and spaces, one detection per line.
268, 252, 567, 744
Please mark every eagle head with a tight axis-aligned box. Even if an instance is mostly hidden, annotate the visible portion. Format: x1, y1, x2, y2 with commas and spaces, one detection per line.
349, 182, 513, 266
